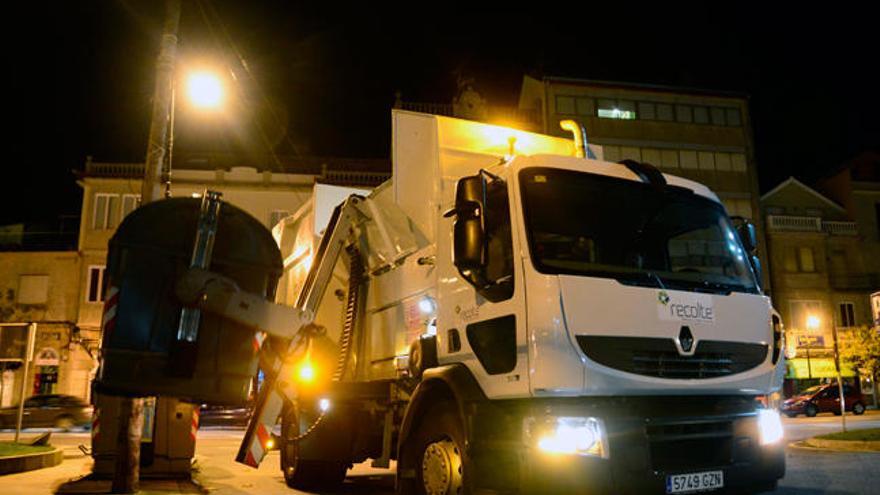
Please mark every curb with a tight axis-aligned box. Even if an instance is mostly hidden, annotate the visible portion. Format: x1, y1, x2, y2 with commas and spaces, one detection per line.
788, 439, 880, 453
0, 447, 64, 475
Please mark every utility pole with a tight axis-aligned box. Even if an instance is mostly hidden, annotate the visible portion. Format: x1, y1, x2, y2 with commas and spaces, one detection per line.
831, 325, 847, 433
110, 1, 180, 492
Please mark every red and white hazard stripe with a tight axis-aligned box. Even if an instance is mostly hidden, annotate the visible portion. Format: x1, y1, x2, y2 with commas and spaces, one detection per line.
190, 408, 200, 441
91, 408, 101, 442
252, 331, 267, 353
101, 285, 120, 337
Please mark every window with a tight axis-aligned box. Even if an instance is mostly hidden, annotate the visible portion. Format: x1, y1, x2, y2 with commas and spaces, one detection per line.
602, 145, 621, 162
17, 275, 49, 304
789, 300, 823, 332
798, 247, 815, 272
87, 265, 109, 303
693, 106, 710, 124
269, 210, 290, 228
556, 96, 575, 115
710, 107, 727, 126
661, 149, 680, 168
483, 176, 514, 300
679, 150, 699, 169
714, 153, 732, 171
725, 108, 742, 127
638, 102, 656, 120
641, 148, 662, 166
838, 302, 856, 327
575, 97, 594, 116
784, 248, 799, 272
121, 194, 140, 219
675, 105, 693, 123
656, 103, 674, 121
93, 193, 123, 230
730, 153, 747, 172
698, 151, 716, 171
620, 147, 641, 161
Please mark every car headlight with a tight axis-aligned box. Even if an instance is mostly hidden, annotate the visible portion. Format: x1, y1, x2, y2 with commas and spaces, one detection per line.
757, 409, 783, 445
524, 416, 608, 458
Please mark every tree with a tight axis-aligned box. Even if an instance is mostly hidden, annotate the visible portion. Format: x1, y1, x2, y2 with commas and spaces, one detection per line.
839, 325, 880, 407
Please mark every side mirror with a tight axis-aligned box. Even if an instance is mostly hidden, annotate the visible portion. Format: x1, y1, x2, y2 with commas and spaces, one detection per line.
445, 175, 487, 276
736, 220, 758, 254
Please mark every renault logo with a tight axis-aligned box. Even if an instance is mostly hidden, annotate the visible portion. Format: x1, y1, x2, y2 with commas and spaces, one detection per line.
678, 326, 694, 353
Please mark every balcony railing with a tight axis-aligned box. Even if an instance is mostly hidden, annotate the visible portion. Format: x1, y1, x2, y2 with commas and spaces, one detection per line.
767, 215, 822, 232
766, 215, 858, 236
84, 161, 145, 178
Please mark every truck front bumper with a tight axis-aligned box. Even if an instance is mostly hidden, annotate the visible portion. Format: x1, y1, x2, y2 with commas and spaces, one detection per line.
467, 396, 785, 495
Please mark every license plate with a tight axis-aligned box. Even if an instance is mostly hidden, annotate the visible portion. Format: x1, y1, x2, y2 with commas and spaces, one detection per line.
666, 470, 724, 494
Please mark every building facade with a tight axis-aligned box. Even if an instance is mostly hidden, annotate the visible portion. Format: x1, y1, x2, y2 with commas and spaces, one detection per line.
518, 76, 766, 285
0, 251, 93, 407
761, 172, 877, 402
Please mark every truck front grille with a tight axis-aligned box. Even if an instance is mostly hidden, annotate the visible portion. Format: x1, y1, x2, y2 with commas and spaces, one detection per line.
575, 336, 767, 379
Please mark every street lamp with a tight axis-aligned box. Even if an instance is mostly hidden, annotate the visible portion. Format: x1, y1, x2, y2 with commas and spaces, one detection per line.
185, 71, 224, 110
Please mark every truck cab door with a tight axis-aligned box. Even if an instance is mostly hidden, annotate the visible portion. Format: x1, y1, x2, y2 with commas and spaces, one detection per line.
436, 172, 529, 398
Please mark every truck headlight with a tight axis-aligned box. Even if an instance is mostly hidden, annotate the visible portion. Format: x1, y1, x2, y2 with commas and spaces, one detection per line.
757, 409, 783, 445
525, 416, 608, 458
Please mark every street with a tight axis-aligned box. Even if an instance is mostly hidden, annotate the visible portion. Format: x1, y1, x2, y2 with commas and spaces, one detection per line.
1, 411, 878, 495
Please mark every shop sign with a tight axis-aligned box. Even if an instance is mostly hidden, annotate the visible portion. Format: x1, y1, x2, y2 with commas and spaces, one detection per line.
797, 335, 825, 348
34, 347, 60, 366
785, 357, 855, 379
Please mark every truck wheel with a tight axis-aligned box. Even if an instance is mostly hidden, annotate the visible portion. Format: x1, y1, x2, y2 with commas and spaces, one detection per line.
399, 401, 470, 495
280, 409, 347, 491
852, 402, 866, 415
804, 404, 818, 417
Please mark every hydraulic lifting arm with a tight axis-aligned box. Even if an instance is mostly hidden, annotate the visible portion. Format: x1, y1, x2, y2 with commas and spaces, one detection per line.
175, 195, 376, 468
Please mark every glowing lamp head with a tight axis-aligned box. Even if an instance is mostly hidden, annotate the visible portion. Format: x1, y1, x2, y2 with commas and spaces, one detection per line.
806, 315, 820, 330
296, 361, 315, 383
319, 398, 331, 413
187, 71, 223, 109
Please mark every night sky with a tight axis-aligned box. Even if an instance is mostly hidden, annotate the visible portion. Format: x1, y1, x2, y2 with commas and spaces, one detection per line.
5, 2, 878, 225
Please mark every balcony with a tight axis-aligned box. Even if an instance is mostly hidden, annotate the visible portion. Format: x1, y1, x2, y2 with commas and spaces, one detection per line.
766, 215, 858, 236
84, 161, 145, 178
829, 273, 880, 290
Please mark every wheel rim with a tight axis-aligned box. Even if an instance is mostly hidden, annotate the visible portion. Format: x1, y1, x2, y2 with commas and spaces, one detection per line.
855, 404, 864, 413
421, 439, 462, 495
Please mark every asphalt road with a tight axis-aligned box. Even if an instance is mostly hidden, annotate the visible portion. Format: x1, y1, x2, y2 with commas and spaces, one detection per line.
1, 411, 878, 494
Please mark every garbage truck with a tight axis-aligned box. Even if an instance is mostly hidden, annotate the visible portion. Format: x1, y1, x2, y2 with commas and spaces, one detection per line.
96, 110, 787, 494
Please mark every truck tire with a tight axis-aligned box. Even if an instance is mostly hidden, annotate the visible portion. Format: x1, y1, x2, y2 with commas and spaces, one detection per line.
399, 400, 471, 495
280, 409, 347, 491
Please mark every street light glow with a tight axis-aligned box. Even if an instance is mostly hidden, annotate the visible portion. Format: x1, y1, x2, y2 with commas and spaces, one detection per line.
187, 71, 223, 109
806, 315, 820, 329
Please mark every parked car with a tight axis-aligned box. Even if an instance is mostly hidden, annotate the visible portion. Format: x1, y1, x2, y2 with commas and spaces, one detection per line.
198, 403, 252, 427
0, 394, 93, 430
780, 383, 867, 417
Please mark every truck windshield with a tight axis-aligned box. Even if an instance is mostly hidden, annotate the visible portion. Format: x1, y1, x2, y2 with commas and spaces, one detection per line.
519, 167, 758, 294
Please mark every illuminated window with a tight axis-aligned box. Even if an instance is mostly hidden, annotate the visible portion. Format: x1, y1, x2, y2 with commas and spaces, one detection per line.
597, 99, 636, 120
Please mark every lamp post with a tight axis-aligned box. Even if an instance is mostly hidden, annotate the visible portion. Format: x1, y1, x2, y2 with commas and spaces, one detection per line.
831, 324, 848, 432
